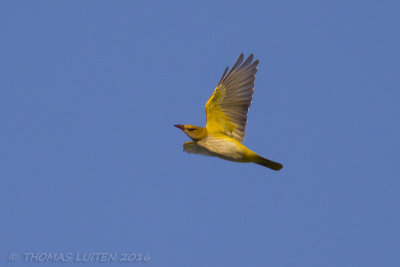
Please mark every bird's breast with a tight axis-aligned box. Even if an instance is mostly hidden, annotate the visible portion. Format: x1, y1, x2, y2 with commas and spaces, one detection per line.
198, 135, 249, 161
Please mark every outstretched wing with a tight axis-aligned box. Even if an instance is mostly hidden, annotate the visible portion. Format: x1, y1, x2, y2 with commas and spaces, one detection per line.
205, 53, 258, 142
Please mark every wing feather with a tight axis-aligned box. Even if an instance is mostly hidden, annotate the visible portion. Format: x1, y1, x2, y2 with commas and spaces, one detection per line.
205, 54, 259, 142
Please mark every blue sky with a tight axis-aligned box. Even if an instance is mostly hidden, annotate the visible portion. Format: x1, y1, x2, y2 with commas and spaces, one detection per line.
1, 1, 399, 266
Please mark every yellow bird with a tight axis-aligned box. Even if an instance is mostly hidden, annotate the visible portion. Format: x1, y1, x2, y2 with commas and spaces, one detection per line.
174, 54, 283, 171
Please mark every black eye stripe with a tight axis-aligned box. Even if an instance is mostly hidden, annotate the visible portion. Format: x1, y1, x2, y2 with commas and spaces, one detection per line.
187, 128, 195, 131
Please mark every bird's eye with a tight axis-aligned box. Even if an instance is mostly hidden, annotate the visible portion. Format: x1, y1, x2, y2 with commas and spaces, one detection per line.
186, 128, 195, 131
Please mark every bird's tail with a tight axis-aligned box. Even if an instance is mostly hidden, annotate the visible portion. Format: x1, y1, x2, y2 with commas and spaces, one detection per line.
253, 155, 283, 171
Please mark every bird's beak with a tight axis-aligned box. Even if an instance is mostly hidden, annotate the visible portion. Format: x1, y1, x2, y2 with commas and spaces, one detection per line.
174, 124, 184, 130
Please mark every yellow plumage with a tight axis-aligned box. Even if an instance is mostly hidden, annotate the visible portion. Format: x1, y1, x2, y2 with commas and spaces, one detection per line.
175, 54, 283, 171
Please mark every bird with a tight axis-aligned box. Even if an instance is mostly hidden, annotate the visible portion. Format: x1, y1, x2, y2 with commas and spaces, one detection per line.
174, 53, 283, 171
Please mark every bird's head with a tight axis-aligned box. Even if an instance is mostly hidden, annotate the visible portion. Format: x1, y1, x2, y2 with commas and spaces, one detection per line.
174, 124, 207, 140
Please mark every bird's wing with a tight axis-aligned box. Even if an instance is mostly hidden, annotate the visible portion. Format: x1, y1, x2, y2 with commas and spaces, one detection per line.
205, 54, 258, 142
183, 141, 215, 157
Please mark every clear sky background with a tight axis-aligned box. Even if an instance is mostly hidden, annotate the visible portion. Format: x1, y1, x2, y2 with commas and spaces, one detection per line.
1, 1, 399, 266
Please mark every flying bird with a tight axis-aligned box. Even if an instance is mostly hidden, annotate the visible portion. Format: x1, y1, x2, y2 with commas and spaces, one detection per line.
174, 54, 283, 171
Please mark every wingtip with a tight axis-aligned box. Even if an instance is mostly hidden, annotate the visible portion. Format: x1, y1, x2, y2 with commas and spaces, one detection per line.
218, 66, 230, 84
236, 53, 244, 63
